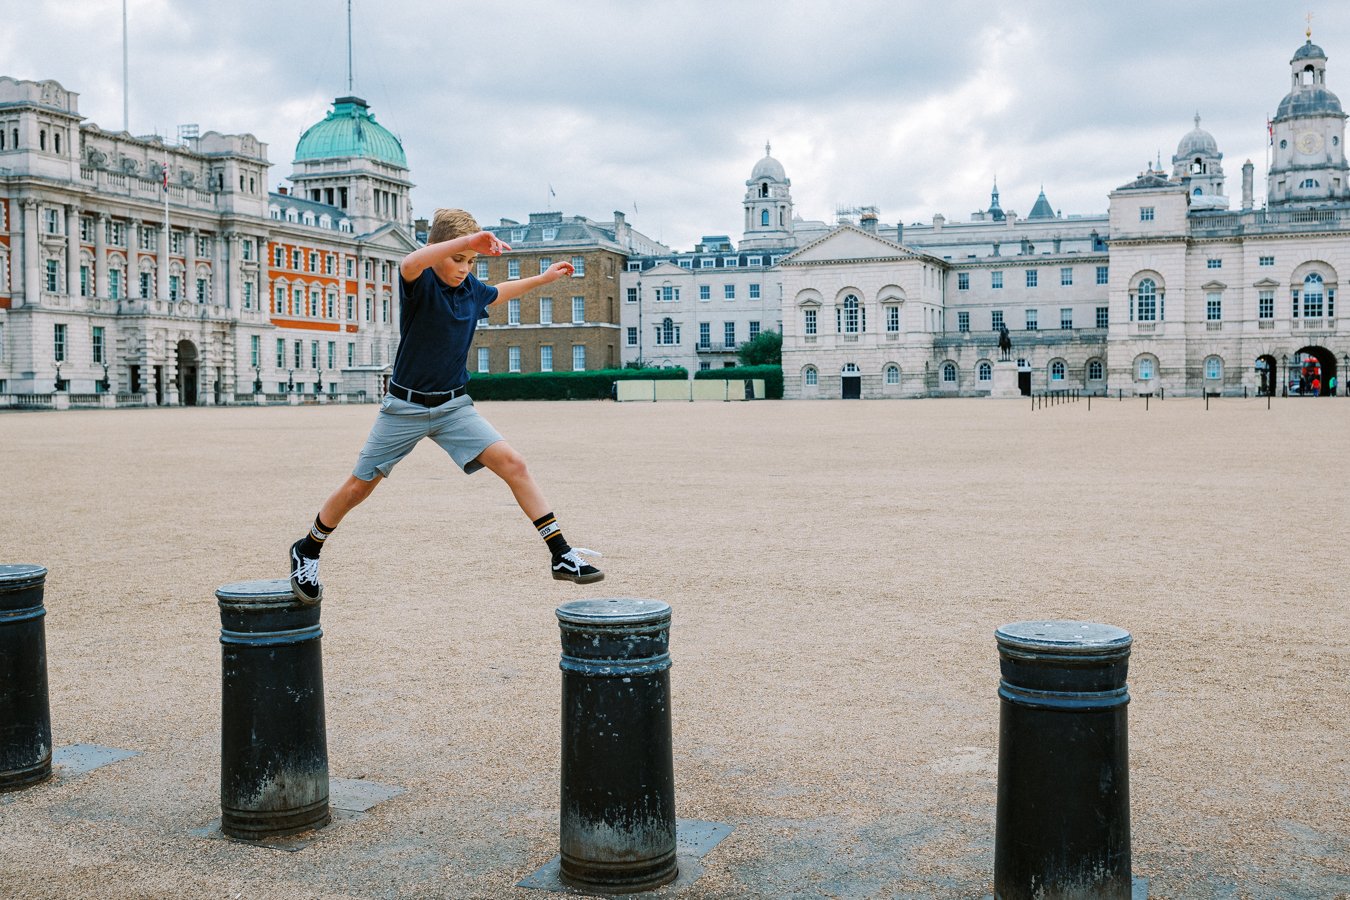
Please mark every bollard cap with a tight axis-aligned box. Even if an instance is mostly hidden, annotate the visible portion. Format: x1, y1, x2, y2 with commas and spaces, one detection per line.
0, 564, 47, 589
996, 620, 1131, 654
216, 578, 297, 605
556, 598, 670, 627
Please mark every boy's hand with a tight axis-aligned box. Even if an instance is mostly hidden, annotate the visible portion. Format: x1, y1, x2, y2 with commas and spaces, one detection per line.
466, 231, 510, 256
544, 261, 575, 282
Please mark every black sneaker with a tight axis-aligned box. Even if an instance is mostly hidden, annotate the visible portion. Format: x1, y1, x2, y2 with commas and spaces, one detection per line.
289, 539, 324, 604
552, 548, 604, 584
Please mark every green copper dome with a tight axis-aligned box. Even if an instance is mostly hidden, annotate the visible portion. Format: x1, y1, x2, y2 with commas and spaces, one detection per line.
294, 96, 407, 167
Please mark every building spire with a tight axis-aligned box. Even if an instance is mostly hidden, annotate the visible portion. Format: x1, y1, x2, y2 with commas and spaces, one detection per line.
1306, 10, 1313, 40
1194, 111, 1201, 129
347, 0, 354, 92
765, 140, 771, 157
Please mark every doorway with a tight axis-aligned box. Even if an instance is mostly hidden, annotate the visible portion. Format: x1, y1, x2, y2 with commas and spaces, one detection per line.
176, 340, 199, 406
1293, 345, 1337, 396
841, 363, 861, 399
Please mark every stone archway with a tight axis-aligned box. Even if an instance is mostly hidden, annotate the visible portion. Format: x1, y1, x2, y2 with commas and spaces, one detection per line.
176, 339, 200, 406
1293, 345, 1336, 396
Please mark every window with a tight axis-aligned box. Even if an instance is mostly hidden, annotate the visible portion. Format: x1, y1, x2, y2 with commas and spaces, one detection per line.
626, 287, 638, 303
1060, 308, 1073, 330
276, 338, 285, 368
991, 310, 1005, 331
749, 320, 761, 341
109, 268, 122, 299
43, 208, 60, 235
627, 327, 638, 347
292, 249, 301, 269
748, 256, 763, 267
508, 346, 521, 373
508, 298, 520, 325
660, 285, 678, 303
991, 271, 1003, 289
571, 256, 585, 276
540, 345, 553, 372
1026, 269, 1038, 288
1140, 206, 1155, 221
885, 364, 900, 385
1096, 266, 1109, 285
958, 311, 969, 333
1096, 306, 1109, 329
841, 295, 860, 333
310, 341, 319, 369
1259, 256, 1275, 267
508, 259, 520, 279
250, 335, 260, 368
169, 275, 181, 301
140, 271, 152, 299
538, 257, 552, 275
1060, 267, 1073, 286
724, 321, 736, 348
1135, 278, 1157, 321
45, 259, 59, 292
327, 341, 336, 370
723, 257, 739, 268
1300, 178, 1320, 189
942, 362, 957, 383
958, 272, 970, 291
1206, 258, 1222, 269
539, 296, 552, 324
1050, 360, 1065, 381
1259, 290, 1274, 319
699, 285, 711, 301
52, 324, 66, 362
804, 366, 818, 386
724, 284, 735, 300
274, 246, 284, 267
571, 296, 585, 323
476, 261, 489, 280
91, 326, 104, 364
171, 232, 184, 255
542, 228, 557, 241
804, 308, 817, 335
1206, 292, 1222, 321
1088, 360, 1104, 380
347, 343, 355, 367
978, 361, 992, 381
886, 306, 900, 332
1138, 358, 1154, 380
699, 322, 710, 349
197, 278, 208, 303
477, 347, 490, 373
572, 344, 585, 371
1025, 309, 1038, 330
1303, 273, 1325, 318
346, 259, 355, 278
1205, 357, 1222, 379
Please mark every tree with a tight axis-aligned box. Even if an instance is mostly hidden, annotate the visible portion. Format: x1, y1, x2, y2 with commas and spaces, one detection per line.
737, 330, 781, 366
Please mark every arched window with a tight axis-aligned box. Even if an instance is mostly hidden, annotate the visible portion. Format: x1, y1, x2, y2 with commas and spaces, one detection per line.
942, 362, 957, 383
661, 317, 675, 345
842, 294, 860, 333
1088, 359, 1104, 380
1137, 358, 1154, 380
759, 184, 769, 198
1050, 360, 1066, 381
760, 209, 769, 226
1204, 357, 1222, 379
1300, 178, 1321, 189
1135, 278, 1157, 321
1303, 272, 1325, 317
842, 363, 860, 374
885, 364, 900, 385
804, 366, 818, 386
978, 361, 992, 381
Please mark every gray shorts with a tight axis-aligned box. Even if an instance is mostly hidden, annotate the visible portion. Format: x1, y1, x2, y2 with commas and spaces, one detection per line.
352, 393, 503, 481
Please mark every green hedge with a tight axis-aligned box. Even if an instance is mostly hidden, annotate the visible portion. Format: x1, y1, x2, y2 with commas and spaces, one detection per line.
467, 367, 688, 401
693, 364, 784, 399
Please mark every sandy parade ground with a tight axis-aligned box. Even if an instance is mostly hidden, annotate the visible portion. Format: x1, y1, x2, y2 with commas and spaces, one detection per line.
0, 395, 1347, 900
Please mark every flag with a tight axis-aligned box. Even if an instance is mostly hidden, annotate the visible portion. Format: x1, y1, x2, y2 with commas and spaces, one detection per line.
162, 164, 169, 191
548, 184, 556, 198
1267, 119, 1274, 145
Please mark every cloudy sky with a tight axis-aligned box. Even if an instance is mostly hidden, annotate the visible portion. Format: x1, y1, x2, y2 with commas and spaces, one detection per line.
4, 1, 1347, 248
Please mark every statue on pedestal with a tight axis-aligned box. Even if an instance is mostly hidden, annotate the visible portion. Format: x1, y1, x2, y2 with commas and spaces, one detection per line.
998, 324, 1012, 361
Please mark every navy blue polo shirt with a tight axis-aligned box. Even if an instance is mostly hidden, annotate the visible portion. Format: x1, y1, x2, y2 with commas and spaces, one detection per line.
390, 267, 498, 393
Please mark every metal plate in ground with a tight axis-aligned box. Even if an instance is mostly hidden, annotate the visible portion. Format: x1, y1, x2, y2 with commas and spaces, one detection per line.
330, 777, 405, 812
192, 778, 404, 852
518, 819, 733, 894
52, 743, 140, 777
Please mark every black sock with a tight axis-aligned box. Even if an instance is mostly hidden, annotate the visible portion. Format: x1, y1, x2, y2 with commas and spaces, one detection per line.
299, 515, 334, 557
532, 512, 571, 559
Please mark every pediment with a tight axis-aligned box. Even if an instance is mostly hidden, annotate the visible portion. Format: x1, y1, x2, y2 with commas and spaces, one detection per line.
359, 222, 421, 251
644, 261, 687, 276
780, 225, 924, 265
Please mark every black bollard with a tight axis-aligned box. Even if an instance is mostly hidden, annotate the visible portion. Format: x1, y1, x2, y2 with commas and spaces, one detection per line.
557, 599, 677, 893
217, 579, 330, 840
994, 621, 1133, 900
0, 565, 52, 791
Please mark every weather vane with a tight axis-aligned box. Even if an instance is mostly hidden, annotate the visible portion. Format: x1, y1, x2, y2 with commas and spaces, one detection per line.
1306, 11, 1313, 40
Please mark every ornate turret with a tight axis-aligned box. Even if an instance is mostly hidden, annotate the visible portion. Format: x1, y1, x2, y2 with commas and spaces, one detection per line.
741, 142, 795, 250
1267, 31, 1350, 206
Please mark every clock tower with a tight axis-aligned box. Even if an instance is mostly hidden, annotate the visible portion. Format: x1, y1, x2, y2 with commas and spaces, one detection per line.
1268, 33, 1350, 206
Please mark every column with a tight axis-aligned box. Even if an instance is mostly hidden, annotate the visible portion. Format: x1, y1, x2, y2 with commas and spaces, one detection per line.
94, 214, 109, 298
228, 233, 243, 312
65, 204, 79, 302
212, 230, 227, 306
157, 222, 170, 302
186, 228, 198, 305
21, 199, 39, 308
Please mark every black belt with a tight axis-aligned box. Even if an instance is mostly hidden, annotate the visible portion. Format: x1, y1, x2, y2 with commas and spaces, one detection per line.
389, 383, 466, 406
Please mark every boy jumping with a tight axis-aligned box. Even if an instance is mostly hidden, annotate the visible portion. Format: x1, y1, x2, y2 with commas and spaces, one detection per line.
288, 208, 603, 604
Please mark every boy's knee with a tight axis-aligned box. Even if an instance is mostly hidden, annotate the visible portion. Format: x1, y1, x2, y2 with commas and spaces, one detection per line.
492, 447, 528, 480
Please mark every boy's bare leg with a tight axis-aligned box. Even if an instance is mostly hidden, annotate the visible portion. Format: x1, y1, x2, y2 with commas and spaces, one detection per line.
319, 474, 382, 527
475, 441, 603, 583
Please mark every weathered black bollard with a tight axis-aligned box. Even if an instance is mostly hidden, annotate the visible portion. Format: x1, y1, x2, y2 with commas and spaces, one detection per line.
994, 621, 1133, 900
0, 565, 52, 791
557, 599, 677, 893
217, 579, 330, 840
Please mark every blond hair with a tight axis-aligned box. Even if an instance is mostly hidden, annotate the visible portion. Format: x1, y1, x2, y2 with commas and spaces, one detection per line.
427, 208, 480, 245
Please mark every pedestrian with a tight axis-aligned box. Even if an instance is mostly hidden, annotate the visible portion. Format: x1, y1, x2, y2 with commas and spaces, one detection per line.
287, 208, 603, 603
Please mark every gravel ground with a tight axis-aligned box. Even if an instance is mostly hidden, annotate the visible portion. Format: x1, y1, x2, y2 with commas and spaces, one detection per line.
0, 396, 1347, 900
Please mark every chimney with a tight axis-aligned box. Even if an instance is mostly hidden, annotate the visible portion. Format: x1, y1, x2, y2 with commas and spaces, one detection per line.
1242, 160, 1255, 211
860, 211, 878, 233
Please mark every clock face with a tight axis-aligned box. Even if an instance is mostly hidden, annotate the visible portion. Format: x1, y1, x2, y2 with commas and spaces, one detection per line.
1296, 131, 1324, 154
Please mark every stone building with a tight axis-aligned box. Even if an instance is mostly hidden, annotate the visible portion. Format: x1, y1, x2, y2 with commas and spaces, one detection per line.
0, 76, 411, 404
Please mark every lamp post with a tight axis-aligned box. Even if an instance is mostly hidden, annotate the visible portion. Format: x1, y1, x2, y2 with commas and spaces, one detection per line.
636, 276, 644, 369
101, 361, 110, 392
287, 369, 294, 394
1282, 354, 1288, 398
253, 365, 262, 394
53, 360, 62, 393
317, 368, 324, 395
1343, 354, 1348, 397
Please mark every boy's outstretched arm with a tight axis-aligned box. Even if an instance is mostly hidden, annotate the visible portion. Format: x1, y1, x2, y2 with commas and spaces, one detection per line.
491, 260, 575, 304
399, 231, 509, 281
